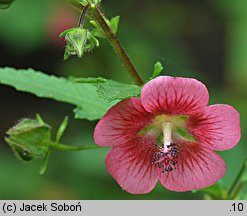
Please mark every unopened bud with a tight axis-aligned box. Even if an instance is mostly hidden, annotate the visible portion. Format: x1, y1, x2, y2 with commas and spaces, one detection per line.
60, 28, 99, 60
5, 118, 51, 161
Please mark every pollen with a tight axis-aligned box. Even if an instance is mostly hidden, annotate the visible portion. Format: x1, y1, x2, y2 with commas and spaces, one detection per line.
152, 143, 179, 172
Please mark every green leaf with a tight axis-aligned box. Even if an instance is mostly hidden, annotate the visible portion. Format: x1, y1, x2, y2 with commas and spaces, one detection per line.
110, 16, 120, 34
152, 61, 164, 79
74, 77, 106, 84
56, 116, 68, 143
0, 67, 114, 120
74, 77, 141, 103
96, 80, 142, 103
90, 16, 120, 38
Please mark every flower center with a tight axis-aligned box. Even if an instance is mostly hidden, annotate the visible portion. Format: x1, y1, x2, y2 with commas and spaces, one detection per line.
152, 143, 179, 172
151, 122, 179, 172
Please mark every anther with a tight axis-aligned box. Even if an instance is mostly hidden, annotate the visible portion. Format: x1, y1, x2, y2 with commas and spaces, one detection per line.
152, 142, 179, 173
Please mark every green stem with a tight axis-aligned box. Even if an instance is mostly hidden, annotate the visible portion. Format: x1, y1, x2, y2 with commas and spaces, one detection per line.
231, 181, 245, 200
67, 0, 144, 86
92, 6, 143, 85
78, 4, 90, 28
227, 158, 247, 199
51, 142, 102, 151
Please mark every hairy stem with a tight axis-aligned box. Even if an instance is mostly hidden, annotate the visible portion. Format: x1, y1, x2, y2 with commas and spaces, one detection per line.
67, 0, 144, 85
91, 6, 143, 85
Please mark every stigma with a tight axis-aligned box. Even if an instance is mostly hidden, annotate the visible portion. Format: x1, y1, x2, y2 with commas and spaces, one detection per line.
152, 121, 179, 172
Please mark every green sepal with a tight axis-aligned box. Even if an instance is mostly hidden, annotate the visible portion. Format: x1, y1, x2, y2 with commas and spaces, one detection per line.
152, 62, 164, 79
5, 138, 34, 161
39, 150, 51, 175
56, 116, 68, 143
84, 32, 99, 51
63, 28, 89, 60
176, 127, 195, 142
90, 21, 104, 38
5, 118, 51, 161
59, 28, 78, 38
60, 27, 100, 60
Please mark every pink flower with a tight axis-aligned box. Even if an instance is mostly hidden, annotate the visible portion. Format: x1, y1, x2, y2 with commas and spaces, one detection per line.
94, 76, 241, 194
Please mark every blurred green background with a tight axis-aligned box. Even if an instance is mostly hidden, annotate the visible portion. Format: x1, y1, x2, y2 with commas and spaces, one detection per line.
0, 0, 246, 199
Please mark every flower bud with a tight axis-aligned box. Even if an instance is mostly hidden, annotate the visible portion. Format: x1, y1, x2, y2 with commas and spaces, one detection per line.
5, 118, 51, 161
60, 28, 99, 60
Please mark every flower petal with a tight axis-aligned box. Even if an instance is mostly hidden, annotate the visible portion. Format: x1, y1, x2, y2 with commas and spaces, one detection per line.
105, 136, 159, 194
187, 104, 241, 150
141, 76, 209, 115
159, 141, 226, 192
94, 98, 154, 147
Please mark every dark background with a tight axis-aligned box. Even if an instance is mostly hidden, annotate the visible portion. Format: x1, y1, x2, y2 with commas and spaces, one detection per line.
0, 0, 246, 199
